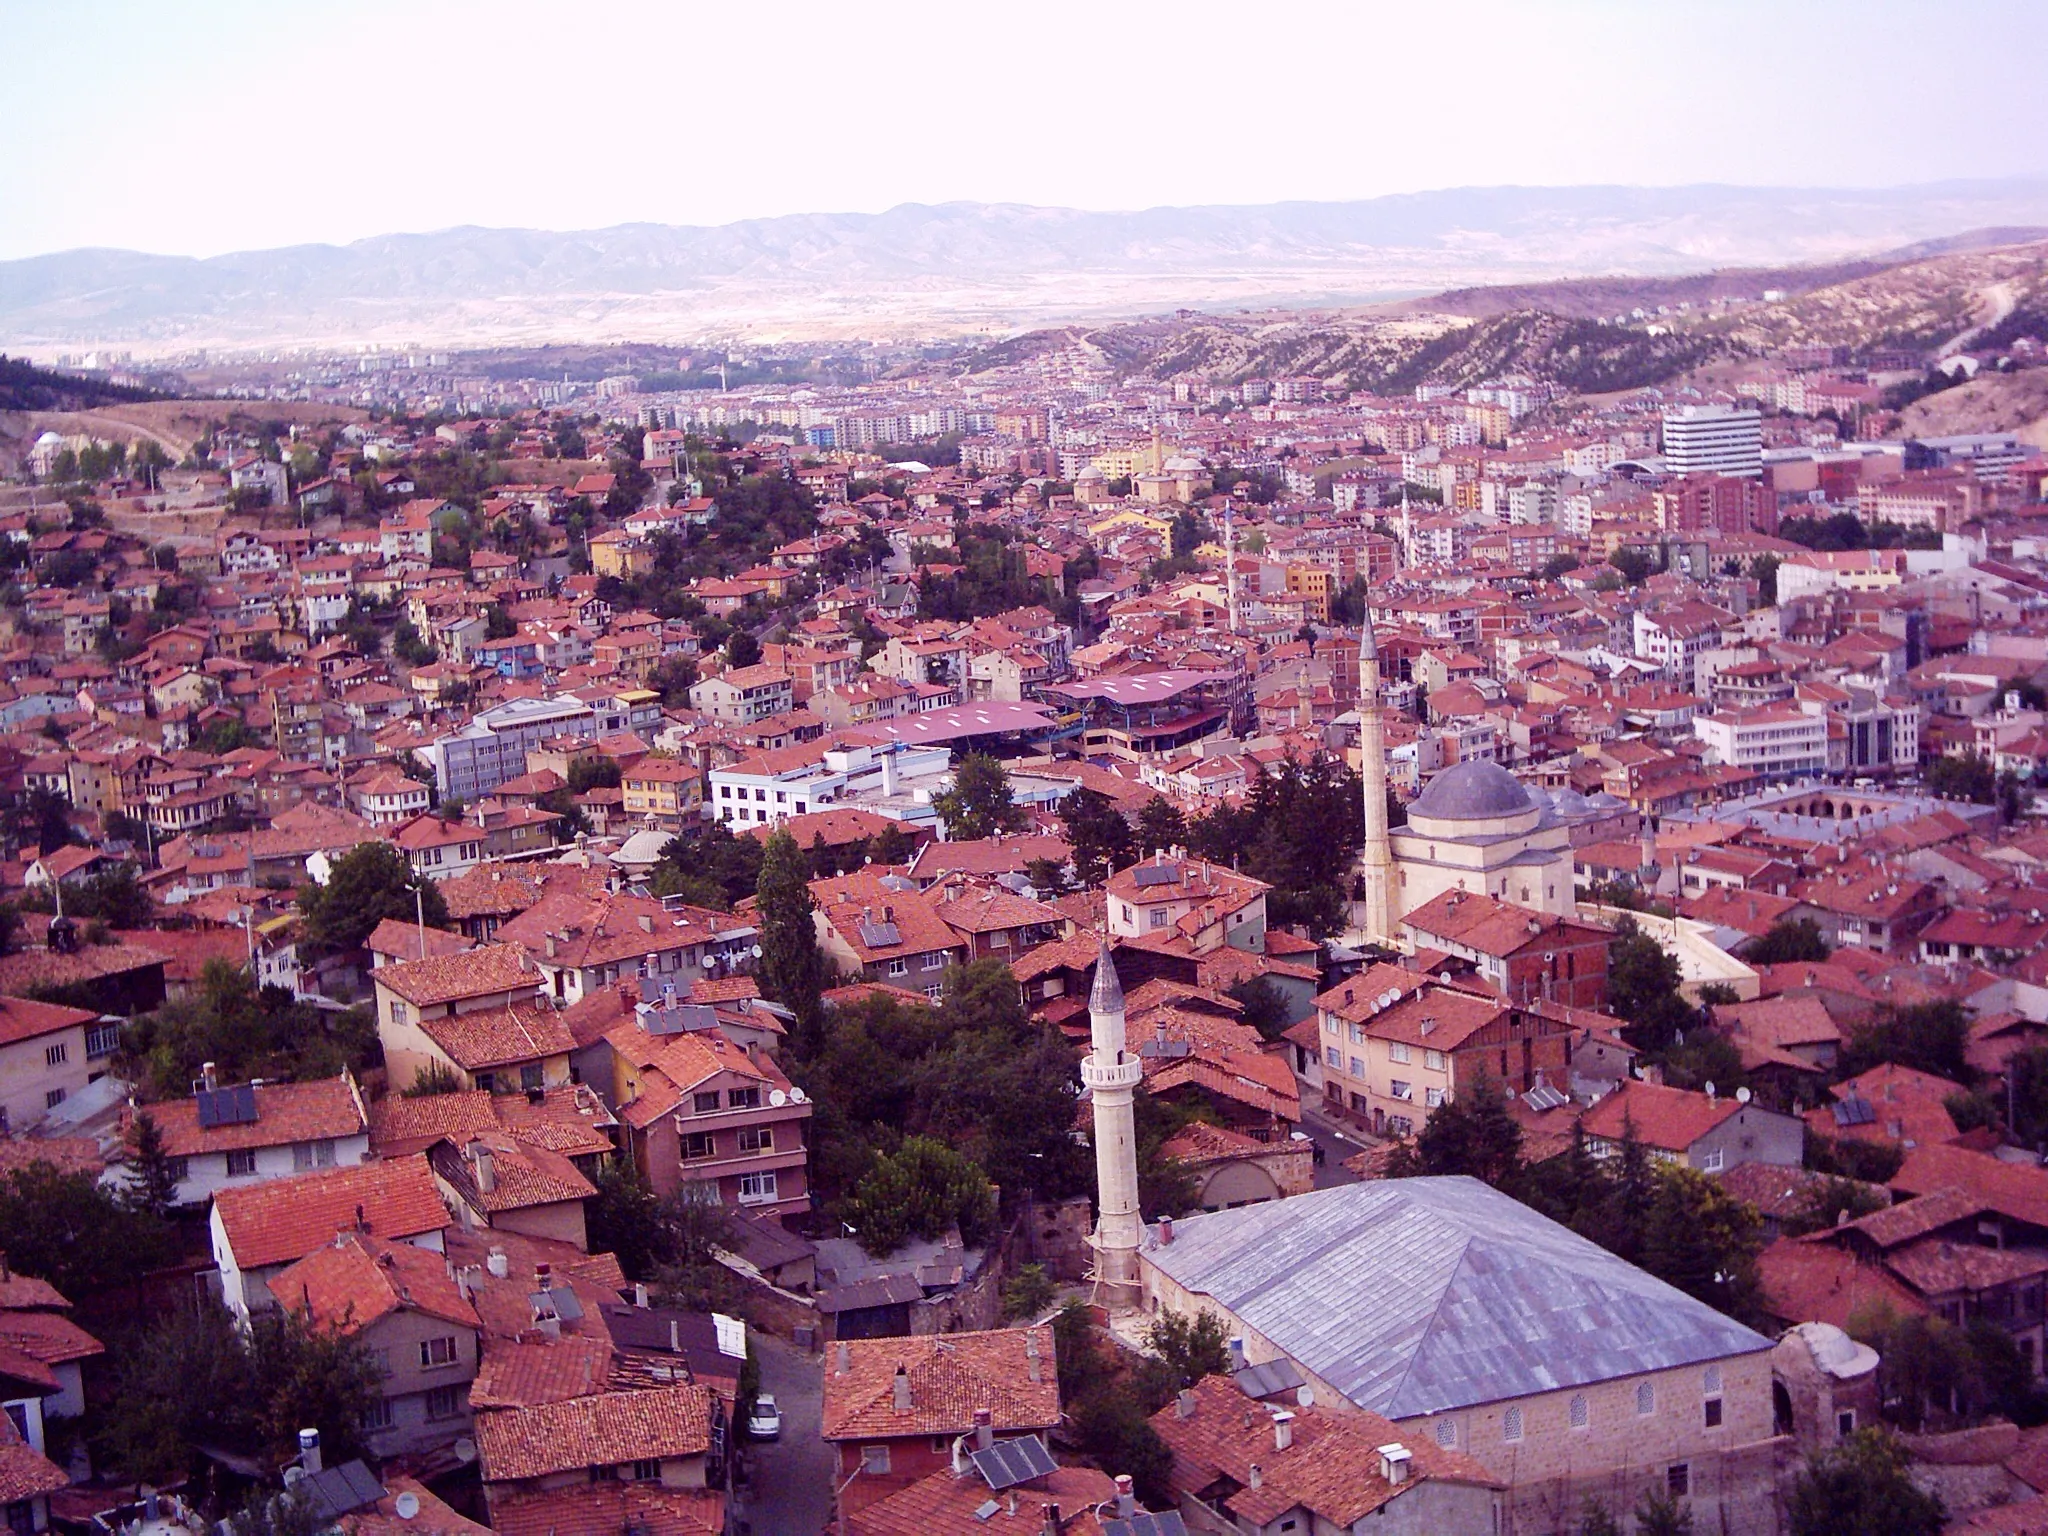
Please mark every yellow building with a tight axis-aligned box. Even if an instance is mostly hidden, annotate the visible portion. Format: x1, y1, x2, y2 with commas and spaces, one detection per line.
620, 757, 702, 827
590, 530, 656, 579
1285, 565, 1336, 622
1087, 508, 1173, 542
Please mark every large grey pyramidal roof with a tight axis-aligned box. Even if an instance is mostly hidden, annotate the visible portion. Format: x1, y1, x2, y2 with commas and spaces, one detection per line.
1142, 1177, 1770, 1418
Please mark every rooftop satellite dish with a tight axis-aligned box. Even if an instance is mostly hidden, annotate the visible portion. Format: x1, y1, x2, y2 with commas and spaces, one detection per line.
393, 1493, 420, 1521
790, 1086, 807, 1103
701, 954, 717, 967
1735, 1086, 1752, 1103
769, 1089, 787, 1107
282, 1469, 305, 1488
1703, 1082, 1716, 1098
452, 1438, 477, 1465
1296, 1385, 1315, 1407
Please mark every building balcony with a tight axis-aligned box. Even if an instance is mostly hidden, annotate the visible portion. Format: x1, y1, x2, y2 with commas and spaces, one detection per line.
679, 1146, 809, 1179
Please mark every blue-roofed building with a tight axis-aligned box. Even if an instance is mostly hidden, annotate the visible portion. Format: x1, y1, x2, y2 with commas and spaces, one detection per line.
1137, 1178, 1785, 1534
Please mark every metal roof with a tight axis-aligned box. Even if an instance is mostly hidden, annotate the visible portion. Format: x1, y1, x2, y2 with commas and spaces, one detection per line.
1143, 1178, 1771, 1418
1231, 1357, 1306, 1400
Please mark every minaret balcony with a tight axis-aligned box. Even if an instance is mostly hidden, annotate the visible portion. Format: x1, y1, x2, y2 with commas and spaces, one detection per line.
1082, 1052, 1144, 1091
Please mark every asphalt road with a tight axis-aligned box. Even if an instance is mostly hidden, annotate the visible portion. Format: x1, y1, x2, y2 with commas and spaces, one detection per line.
731, 1333, 835, 1536
1296, 1105, 1369, 1188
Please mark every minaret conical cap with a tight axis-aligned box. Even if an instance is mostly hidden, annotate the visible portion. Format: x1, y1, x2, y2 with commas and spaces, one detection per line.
1089, 940, 1124, 1014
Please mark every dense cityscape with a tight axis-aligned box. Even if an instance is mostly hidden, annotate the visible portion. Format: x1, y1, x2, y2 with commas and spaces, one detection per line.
14, 6, 2048, 1534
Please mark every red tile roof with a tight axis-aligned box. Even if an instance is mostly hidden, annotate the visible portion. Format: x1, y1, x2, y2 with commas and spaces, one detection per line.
267, 1232, 481, 1333
821, 1328, 1059, 1442
476, 1383, 714, 1481
488, 1483, 724, 1536
124, 1076, 366, 1158
375, 944, 539, 1008
213, 1154, 450, 1270
1150, 1373, 1498, 1528
1579, 1079, 1743, 1154
1756, 1237, 1928, 1330
846, 1463, 1113, 1536
0, 993, 98, 1048
419, 999, 575, 1072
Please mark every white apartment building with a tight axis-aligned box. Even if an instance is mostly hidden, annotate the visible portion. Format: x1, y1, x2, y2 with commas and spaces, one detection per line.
1694, 707, 1828, 780
708, 741, 952, 831
1661, 405, 1763, 478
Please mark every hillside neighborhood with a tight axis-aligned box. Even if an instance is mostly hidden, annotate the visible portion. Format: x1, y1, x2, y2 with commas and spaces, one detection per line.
12, 248, 2048, 1536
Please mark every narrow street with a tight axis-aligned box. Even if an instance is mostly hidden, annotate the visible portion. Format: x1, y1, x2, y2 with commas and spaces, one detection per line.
730, 1333, 834, 1536
1296, 1103, 1371, 1188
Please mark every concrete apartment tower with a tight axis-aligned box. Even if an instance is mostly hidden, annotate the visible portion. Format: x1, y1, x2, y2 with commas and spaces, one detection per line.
1358, 615, 1396, 946
1082, 941, 1144, 1307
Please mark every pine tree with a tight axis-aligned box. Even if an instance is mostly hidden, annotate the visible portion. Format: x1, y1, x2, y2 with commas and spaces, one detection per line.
756, 829, 826, 1052
124, 1110, 182, 1217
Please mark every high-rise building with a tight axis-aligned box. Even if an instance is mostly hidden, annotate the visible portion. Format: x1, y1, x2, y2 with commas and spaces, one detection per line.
1661, 404, 1763, 478
1082, 943, 1143, 1307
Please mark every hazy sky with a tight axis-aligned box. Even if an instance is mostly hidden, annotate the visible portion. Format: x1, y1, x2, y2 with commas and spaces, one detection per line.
6, 0, 2048, 261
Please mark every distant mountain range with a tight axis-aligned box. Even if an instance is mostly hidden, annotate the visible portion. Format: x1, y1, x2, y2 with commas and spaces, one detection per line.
12, 180, 2048, 353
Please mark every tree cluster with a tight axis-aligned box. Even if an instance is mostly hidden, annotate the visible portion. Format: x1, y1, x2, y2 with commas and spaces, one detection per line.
94, 1301, 383, 1484
120, 957, 378, 1100
1061, 757, 1364, 936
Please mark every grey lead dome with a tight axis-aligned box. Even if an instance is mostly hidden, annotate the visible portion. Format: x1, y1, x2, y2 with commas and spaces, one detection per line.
1408, 758, 1535, 820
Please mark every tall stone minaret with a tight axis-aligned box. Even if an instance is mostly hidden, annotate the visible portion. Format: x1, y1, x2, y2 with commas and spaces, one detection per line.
1358, 614, 1396, 947
1082, 941, 1144, 1307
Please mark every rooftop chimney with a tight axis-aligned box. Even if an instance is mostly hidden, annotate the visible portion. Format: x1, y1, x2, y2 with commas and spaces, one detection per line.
1176, 1389, 1197, 1419
535, 1262, 551, 1292
474, 1145, 496, 1193
1026, 1332, 1042, 1384
298, 1428, 322, 1476
1228, 1336, 1247, 1371
487, 1247, 509, 1279
1273, 1410, 1295, 1452
1247, 1464, 1263, 1491
974, 1407, 993, 1451
670, 1318, 681, 1354
1378, 1443, 1412, 1484
634, 1281, 649, 1309
836, 1340, 850, 1375
1040, 1504, 1060, 1536
893, 1365, 912, 1412
1159, 1216, 1174, 1246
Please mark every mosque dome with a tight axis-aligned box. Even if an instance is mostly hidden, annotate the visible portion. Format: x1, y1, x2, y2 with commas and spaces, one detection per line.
1410, 760, 1536, 822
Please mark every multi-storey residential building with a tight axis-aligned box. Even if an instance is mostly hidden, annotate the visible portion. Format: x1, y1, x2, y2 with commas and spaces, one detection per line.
603, 1014, 811, 1216
1694, 707, 1829, 780
0, 995, 110, 1136
372, 944, 574, 1094
688, 665, 795, 724
1661, 404, 1762, 477
266, 1233, 482, 1457
115, 1071, 371, 1209
1311, 972, 1576, 1138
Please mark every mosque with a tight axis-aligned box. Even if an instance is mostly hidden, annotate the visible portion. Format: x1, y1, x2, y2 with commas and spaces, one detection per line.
1357, 625, 1602, 941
